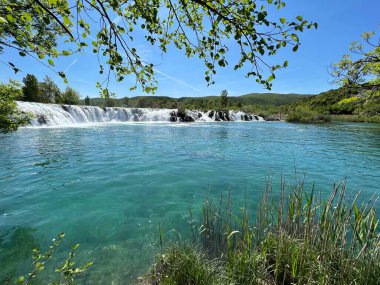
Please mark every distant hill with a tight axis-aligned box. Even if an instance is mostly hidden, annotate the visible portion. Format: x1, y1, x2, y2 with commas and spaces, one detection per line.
80, 93, 312, 110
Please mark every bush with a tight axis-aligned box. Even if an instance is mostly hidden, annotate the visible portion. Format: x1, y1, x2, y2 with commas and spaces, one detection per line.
285, 106, 331, 123
0, 81, 31, 132
60, 87, 80, 105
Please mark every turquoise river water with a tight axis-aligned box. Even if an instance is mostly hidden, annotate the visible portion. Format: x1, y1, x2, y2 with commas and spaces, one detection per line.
0, 122, 379, 284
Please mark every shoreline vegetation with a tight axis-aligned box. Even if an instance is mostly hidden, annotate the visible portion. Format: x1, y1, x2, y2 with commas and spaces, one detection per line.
144, 178, 380, 285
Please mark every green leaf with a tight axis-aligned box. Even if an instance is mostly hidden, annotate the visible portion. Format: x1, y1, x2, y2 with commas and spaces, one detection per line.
290, 34, 299, 42
296, 16, 303, 21
0, 16, 7, 24
63, 16, 71, 26
6, 14, 14, 22
280, 17, 286, 25
48, 59, 55, 66
22, 12, 32, 22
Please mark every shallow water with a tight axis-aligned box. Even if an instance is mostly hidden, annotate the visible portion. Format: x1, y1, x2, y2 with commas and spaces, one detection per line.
0, 122, 379, 283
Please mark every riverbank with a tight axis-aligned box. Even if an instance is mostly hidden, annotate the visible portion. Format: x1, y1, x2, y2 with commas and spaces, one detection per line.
331, 114, 380, 123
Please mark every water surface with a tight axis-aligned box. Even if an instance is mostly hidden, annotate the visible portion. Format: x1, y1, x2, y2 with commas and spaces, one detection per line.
0, 122, 379, 283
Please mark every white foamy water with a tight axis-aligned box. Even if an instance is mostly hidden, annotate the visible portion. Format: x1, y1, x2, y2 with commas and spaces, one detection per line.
16, 101, 263, 126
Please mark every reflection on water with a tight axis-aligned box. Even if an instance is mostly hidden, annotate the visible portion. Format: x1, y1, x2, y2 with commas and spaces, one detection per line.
0, 122, 379, 284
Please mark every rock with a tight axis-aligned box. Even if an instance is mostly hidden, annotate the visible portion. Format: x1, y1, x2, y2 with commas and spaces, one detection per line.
37, 115, 47, 125
184, 115, 194, 122
176, 109, 187, 121
61, 105, 70, 112
169, 116, 177, 122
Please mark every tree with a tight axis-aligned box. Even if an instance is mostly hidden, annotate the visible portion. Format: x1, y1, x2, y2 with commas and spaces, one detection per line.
331, 31, 380, 94
0, 80, 30, 132
220, 89, 228, 108
22, 74, 40, 102
330, 30, 380, 114
84, 96, 90, 106
39, 76, 62, 103
1, 0, 316, 94
61, 87, 80, 105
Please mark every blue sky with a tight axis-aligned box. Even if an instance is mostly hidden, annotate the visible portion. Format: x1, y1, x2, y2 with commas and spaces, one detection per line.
1, 0, 379, 98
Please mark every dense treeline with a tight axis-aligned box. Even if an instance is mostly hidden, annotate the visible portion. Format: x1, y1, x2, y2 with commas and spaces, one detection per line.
6, 74, 81, 105
0, 75, 84, 132
81, 93, 310, 119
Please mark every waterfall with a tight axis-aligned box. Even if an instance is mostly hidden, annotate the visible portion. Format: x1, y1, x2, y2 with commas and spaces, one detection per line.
16, 101, 264, 126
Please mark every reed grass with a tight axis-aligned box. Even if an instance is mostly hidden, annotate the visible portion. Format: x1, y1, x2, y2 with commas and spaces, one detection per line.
147, 178, 380, 285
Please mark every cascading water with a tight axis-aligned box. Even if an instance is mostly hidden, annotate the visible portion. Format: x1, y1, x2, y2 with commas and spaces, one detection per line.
16, 101, 264, 126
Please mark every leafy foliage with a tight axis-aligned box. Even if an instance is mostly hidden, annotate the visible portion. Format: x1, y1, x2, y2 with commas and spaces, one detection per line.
286, 29, 380, 122
329, 29, 380, 117
61, 87, 80, 105
285, 106, 331, 123
0, 80, 30, 132
15, 233, 93, 285
0, 0, 73, 81
39, 76, 62, 103
331, 31, 380, 92
17, 74, 80, 105
1, 0, 316, 94
220, 89, 228, 109
22, 74, 40, 102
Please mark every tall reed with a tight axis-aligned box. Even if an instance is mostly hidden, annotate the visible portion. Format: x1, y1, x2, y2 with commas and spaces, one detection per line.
148, 178, 379, 285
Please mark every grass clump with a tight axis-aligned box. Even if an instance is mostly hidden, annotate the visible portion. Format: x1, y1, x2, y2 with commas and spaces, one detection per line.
147, 179, 380, 285
285, 106, 331, 123
146, 244, 225, 285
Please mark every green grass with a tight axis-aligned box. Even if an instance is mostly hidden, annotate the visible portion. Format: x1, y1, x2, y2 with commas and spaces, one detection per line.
146, 179, 380, 285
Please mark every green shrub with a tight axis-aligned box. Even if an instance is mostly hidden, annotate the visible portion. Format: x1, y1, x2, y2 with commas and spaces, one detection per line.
285, 106, 331, 123
0, 81, 31, 132
147, 244, 225, 285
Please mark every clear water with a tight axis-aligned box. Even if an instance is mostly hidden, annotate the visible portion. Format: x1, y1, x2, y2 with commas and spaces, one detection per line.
0, 122, 379, 284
